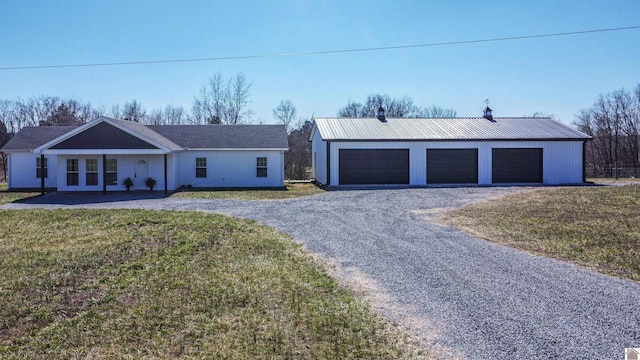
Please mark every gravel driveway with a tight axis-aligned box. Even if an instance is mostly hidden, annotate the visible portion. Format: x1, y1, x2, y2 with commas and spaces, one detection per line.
3, 187, 640, 359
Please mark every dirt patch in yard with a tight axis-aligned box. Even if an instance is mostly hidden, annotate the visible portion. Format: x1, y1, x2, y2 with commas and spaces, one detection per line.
316, 255, 464, 360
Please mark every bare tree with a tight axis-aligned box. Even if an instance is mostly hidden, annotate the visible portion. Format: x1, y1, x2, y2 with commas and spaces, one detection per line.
146, 108, 164, 125
337, 100, 362, 117
193, 73, 226, 124
273, 100, 297, 133
417, 105, 458, 118
164, 105, 188, 125
0, 120, 9, 182
285, 117, 314, 179
193, 72, 253, 125
225, 73, 253, 124
574, 84, 640, 177
120, 100, 147, 122
337, 93, 456, 118
0, 99, 20, 134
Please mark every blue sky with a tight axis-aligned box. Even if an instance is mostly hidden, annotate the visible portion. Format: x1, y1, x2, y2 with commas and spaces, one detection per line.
1, 0, 639, 125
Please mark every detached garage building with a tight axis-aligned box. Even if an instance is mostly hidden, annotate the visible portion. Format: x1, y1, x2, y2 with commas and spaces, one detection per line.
310, 110, 591, 186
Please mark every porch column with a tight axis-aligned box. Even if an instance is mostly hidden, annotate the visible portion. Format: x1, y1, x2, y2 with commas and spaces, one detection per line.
164, 154, 168, 195
40, 154, 45, 195
102, 154, 107, 194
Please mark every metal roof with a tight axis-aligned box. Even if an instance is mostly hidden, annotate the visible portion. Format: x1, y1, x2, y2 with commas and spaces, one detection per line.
313, 117, 591, 141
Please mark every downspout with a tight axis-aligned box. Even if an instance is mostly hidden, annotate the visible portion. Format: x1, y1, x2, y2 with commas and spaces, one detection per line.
164, 154, 168, 195
40, 153, 45, 195
102, 154, 107, 194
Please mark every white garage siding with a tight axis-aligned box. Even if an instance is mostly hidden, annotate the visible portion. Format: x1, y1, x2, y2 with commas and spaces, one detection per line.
311, 130, 327, 184
325, 141, 585, 186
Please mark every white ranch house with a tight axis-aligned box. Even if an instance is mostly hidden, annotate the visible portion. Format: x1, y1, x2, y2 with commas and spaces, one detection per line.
2, 116, 288, 193
310, 108, 591, 186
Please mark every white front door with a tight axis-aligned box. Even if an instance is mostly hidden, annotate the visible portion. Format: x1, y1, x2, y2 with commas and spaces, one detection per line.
134, 158, 149, 189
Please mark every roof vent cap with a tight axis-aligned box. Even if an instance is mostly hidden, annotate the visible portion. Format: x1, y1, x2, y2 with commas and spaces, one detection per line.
483, 106, 492, 118
377, 106, 386, 122
483, 100, 494, 122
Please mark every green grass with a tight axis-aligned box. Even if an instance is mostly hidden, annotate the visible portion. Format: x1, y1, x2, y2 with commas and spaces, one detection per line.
0, 209, 423, 359
172, 182, 325, 200
0, 183, 39, 204
446, 185, 640, 281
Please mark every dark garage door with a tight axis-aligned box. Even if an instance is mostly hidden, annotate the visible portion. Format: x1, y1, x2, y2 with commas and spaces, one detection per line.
339, 149, 409, 185
427, 149, 478, 184
492, 148, 543, 183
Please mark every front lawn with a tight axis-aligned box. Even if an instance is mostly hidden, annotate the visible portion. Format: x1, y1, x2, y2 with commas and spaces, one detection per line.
0, 209, 422, 359
172, 182, 324, 200
446, 185, 640, 281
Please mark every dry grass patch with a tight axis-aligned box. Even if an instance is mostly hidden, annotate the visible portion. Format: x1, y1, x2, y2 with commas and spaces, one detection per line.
445, 185, 640, 281
0, 183, 39, 204
172, 182, 324, 200
588, 177, 640, 185
0, 209, 424, 359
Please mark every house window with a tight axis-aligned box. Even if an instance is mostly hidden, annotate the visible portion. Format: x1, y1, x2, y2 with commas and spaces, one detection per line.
256, 157, 267, 177
66, 159, 79, 186
196, 157, 207, 178
86, 159, 98, 186
105, 159, 118, 185
36, 157, 48, 178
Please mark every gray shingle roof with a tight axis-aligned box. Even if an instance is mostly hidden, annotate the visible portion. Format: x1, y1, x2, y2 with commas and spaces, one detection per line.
313, 117, 591, 141
2, 126, 78, 151
1, 118, 288, 152
149, 124, 288, 149
106, 117, 183, 150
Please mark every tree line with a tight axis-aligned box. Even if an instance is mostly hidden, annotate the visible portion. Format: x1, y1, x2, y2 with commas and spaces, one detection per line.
0, 71, 457, 181
574, 84, 640, 177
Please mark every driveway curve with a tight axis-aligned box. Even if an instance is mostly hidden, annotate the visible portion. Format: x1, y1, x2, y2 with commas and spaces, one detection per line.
3, 187, 639, 359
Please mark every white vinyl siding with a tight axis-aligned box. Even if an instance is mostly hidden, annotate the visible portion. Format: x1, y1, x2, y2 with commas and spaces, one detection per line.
311, 129, 327, 184
177, 150, 284, 188
7, 153, 57, 190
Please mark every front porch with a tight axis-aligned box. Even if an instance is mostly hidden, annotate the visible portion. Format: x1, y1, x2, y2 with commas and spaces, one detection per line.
41, 153, 170, 194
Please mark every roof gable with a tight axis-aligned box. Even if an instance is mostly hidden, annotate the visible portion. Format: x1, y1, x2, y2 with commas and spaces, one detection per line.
50, 121, 159, 150
313, 117, 591, 141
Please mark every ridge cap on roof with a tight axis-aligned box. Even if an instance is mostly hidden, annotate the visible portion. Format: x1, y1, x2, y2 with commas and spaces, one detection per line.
315, 116, 555, 120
